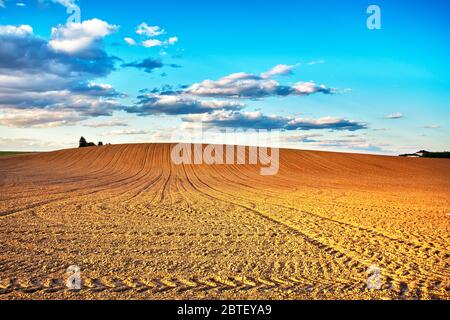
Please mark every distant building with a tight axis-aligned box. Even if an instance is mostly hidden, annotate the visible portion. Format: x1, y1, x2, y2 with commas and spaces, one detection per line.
416, 150, 430, 157
404, 154, 420, 158
399, 150, 431, 158
400, 150, 429, 158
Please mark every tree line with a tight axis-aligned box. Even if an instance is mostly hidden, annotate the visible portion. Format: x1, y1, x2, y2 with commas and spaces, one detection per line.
79, 137, 110, 148
399, 150, 450, 159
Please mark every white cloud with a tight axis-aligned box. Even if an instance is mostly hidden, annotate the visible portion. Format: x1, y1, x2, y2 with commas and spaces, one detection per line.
140, 37, 178, 48
125, 22, 178, 48
186, 73, 282, 98
308, 60, 325, 65
0, 25, 33, 36
185, 68, 335, 99
282, 133, 323, 142
182, 110, 367, 131
286, 116, 364, 130
0, 0, 5, 8
385, 112, 404, 119
260, 64, 297, 78
136, 22, 165, 37
0, 21, 124, 128
106, 129, 150, 136
167, 36, 178, 45
51, 0, 76, 7
0, 108, 85, 128
83, 119, 128, 128
126, 94, 244, 115
302, 138, 390, 153
293, 82, 335, 95
0, 24, 117, 83
124, 37, 136, 46
0, 87, 122, 115
49, 19, 118, 55
16, 2, 26, 7
83, 119, 129, 128
142, 39, 163, 48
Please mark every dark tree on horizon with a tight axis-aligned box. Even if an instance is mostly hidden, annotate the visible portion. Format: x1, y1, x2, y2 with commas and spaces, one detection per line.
79, 136, 87, 148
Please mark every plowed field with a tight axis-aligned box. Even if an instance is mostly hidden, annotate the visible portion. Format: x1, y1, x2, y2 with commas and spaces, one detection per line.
0, 144, 449, 300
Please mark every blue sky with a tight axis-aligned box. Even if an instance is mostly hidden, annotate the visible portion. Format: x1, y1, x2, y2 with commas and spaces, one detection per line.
0, 0, 449, 154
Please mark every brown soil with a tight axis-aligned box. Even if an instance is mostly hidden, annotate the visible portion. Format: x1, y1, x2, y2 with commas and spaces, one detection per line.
0, 144, 449, 300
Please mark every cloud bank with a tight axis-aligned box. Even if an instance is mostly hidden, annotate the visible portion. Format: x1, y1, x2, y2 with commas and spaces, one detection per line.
184, 68, 335, 99
126, 94, 244, 116
126, 65, 364, 132
0, 20, 123, 127
183, 111, 367, 131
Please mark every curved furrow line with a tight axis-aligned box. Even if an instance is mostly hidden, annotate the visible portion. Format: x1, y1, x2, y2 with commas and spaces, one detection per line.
0, 146, 137, 202
180, 164, 369, 284
0, 165, 162, 218
0, 147, 175, 216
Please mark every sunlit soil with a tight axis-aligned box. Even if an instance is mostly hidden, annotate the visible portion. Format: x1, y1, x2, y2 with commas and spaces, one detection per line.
0, 144, 449, 300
